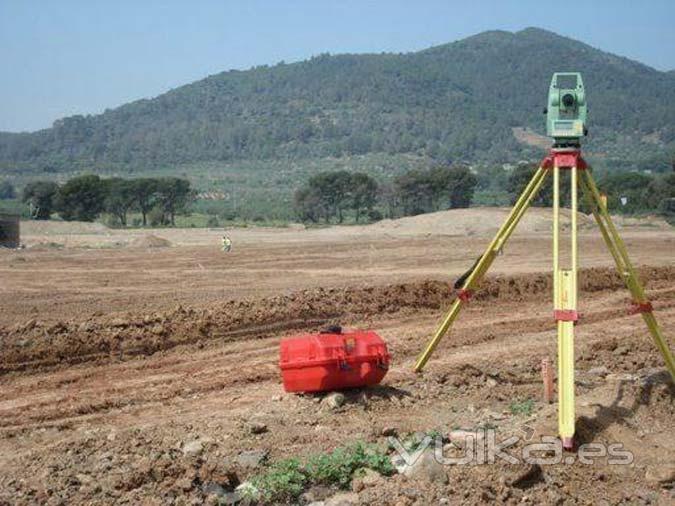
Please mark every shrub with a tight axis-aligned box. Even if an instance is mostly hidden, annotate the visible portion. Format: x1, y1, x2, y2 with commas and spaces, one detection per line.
305, 441, 394, 488
247, 442, 393, 503
247, 458, 307, 503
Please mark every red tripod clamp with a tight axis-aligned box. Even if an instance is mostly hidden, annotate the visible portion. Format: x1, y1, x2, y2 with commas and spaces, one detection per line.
541, 149, 588, 171
457, 289, 472, 302
627, 301, 653, 315
554, 310, 579, 322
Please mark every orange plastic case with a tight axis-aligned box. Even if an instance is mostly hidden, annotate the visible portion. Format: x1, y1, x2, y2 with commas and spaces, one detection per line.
279, 330, 390, 393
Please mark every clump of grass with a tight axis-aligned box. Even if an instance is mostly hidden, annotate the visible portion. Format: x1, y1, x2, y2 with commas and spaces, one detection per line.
246, 458, 307, 503
246, 441, 394, 503
509, 398, 535, 416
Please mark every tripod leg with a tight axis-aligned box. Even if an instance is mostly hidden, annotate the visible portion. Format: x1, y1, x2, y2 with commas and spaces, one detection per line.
554, 164, 578, 449
414, 167, 549, 372
581, 170, 675, 381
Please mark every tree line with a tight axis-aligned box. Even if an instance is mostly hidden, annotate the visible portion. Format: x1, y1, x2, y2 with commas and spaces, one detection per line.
294, 165, 478, 223
293, 164, 675, 225
20, 176, 192, 225
2, 164, 672, 227
506, 165, 675, 216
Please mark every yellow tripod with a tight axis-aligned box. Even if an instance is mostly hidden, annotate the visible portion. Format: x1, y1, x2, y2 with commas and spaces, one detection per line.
414, 147, 675, 449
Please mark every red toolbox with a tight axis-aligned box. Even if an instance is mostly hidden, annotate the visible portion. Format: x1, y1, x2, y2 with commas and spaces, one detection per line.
279, 329, 390, 393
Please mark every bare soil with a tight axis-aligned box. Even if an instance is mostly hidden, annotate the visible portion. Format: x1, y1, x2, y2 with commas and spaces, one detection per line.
0, 209, 673, 505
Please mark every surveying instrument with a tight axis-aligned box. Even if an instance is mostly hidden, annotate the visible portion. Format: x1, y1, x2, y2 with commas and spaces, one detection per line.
414, 73, 675, 449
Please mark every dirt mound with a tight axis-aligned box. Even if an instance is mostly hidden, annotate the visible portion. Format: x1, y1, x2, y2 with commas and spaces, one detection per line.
365, 207, 596, 237
1, 265, 673, 374
128, 234, 172, 248
21, 220, 109, 235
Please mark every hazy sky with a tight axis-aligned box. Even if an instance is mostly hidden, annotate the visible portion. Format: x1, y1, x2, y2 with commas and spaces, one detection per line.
1, 0, 674, 132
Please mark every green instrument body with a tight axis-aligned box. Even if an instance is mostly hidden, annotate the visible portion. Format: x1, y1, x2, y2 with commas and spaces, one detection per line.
546, 72, 587, 145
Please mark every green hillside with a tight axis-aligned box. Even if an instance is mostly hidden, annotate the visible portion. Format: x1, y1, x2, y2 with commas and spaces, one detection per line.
1, 27, 673, 178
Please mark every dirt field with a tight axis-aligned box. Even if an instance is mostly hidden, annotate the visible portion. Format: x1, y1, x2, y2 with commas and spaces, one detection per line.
0, 208, 674, 505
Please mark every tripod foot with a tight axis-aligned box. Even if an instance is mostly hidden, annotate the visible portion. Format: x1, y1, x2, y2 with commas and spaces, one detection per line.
562, 436, 575, 451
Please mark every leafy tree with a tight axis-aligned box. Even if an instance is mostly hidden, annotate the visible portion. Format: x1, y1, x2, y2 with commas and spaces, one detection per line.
394, 165, 477, 216
155, 177, 193, 226
598, 172, 652, 214
307, 171, 353, 223
294, 186, 324, 223
0, 180, 15, 199
55, 174, 106, 221
645, 172, 675, 212
129, 178, 159, 226
377, 182, 399, 220
433, 165, 477, 208
103, 178, 136, 226
349, 173, 378, 222
294, 171, 379, 223
394, 169, 435, 216
22, 181, 59, 219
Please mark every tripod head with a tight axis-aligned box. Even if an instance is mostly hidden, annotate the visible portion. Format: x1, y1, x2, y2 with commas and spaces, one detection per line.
545, 72, 587, 148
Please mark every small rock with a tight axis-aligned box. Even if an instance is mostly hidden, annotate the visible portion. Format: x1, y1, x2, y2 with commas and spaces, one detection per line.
360, 469, 383, 487
110, 318, 127, 328
606, 373, 639, 382
613, 345, 630, 356
75, 473, 92, 485
402, 449, 448, 484
322, 392, 346, 410
325, 492, 360, 506
235, 449, 268, 469
301, 485, 333, 504
487, 411, 507, 421
201, 482, 226, 497
381, 426, 398, 437
486, 377, 498, 388
248, 422, 268, 435
300, 485, 335, 504
449, 430, 484, 450
78, 321, 95, 332
235, 481, 258, 501
182, 440, 204, 457
351, 468, 382, 492
588, 366, 609, 377
176, 476, 194, 491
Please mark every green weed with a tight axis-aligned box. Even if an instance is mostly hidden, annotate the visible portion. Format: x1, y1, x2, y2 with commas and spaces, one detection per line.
509, 398, 535, 416
246, 441, 393, 503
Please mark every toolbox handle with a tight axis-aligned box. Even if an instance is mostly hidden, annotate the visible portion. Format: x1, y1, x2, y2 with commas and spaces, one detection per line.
320, 324, 342, 334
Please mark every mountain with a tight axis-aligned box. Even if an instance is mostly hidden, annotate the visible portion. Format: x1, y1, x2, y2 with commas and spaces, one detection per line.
1, 27, 674, 176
